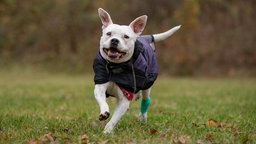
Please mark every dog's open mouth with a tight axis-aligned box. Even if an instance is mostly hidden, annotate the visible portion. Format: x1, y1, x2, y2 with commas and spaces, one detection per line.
103, 48, 127, 59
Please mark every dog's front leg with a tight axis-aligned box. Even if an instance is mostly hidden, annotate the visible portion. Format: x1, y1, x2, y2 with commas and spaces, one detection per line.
94, 83, 110, 121
103, 96, 130, 134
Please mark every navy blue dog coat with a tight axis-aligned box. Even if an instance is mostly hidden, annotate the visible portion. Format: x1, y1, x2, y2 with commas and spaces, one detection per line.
93, 35, 158, 100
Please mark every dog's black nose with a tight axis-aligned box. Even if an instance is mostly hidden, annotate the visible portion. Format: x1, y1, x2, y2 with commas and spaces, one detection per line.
110, 38, 119, 47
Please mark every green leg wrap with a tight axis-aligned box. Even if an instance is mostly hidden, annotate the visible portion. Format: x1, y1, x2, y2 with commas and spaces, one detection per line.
140, 96, 151, 114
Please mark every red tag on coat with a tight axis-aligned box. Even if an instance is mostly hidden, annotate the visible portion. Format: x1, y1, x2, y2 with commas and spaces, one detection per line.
118, 85, 134, 101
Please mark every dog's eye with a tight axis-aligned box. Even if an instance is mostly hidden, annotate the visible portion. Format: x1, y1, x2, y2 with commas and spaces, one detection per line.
124, 35, 130, 39
106, 32, 112, 36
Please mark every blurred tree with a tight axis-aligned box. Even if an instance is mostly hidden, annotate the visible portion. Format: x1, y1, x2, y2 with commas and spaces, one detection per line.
172, 0, 200, 75
0, 0, 255, 75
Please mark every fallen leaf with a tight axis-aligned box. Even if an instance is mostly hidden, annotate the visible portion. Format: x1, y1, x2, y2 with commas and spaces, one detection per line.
192, 122, 205, 127
159, 134, 166, 140
218, 122, 226, 128
206, 118, 218, 127
173, 135, 191, 144
149, 128, 157, 135
172, 111, 178, 115
196, 139, 207, 144
206, 134, 213, 141
24, 125, 33, 130
63, 128, 73, 134
44, 133, 55, 143
178, 136, 186, 143
81, 134, 89, 140
231, 127, 239, 136
28, 137, 40, 144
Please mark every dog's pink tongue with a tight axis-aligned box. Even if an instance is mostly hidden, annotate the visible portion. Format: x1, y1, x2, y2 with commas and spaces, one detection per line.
108, 49, 121, 58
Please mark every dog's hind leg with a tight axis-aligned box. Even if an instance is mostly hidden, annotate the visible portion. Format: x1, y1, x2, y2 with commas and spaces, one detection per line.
138, 88, 151, 122
103, 94, 130, 133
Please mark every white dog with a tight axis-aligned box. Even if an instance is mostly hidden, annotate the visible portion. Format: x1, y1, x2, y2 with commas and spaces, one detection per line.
93, 8, 180, 133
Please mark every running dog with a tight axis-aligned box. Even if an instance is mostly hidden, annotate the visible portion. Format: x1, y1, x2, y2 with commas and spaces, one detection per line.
93, 8, 180, 133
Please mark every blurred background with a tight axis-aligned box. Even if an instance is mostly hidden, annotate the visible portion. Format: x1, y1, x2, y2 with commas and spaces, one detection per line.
0, 0, 255, 76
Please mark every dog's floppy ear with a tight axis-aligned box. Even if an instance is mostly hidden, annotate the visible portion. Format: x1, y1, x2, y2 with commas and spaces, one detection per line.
129, 15, 147, 35
98, 8, 113, 29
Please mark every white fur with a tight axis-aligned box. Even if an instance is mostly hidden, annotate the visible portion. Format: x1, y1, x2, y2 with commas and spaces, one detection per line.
99, 24, 137, 63
153, 25, 181, 42
94, 8, 180, 133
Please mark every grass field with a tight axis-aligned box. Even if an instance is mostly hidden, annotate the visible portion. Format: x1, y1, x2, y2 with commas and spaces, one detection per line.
0, 70, 255, 143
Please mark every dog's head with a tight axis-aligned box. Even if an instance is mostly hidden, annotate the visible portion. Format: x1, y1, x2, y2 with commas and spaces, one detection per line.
98, 8, 147, 63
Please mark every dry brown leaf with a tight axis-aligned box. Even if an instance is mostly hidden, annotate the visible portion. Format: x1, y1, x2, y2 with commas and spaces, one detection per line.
149, 128, 157, 135
44, 133, 55, 143
206, 134, 213, 141
63, 128, 73, 134
178, 136, 186, 143
28, 140, 37, 144
81, 134, 89, 140
231, 127, 240, 136
173, 135, 191, 144
28, 138, 40, 144
218, 122, 226, 128
192, 122, 205, 127
24, 125, 33, 130
206, 118, 218, 127
158, 134, 166, 140
196, 139, 206, 144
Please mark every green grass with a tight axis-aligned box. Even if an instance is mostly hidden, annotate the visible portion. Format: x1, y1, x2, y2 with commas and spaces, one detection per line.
0, 70, 255, 143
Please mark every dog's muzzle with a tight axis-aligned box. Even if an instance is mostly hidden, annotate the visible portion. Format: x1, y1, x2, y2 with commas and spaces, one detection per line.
103, 48, 127, 59
103, 38, 127, 59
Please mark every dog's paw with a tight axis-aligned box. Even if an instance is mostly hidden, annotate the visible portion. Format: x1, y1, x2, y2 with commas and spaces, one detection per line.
138, 112, 147, 122
103, 122, 114, 134
99, 111, 110, 121
103, 128, 112, 134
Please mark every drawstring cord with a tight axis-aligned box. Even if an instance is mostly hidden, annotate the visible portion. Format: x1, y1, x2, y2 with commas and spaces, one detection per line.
131, 63, 137, 94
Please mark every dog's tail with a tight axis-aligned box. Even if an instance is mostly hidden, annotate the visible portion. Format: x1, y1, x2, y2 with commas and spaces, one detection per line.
141, 25, 181, 50
153, 25, 181, 42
